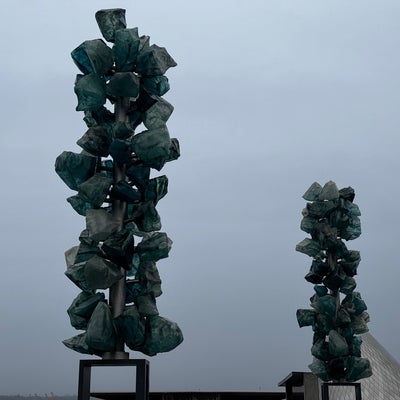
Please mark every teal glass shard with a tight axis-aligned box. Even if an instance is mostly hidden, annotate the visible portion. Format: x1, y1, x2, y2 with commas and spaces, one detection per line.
74, 242, 102, 264
303, 182, 322, 201
295, 238, 321, 257
65, 246, 79, 269
55, 151, 97, 191
126, 165, 150, 192
340, 276, 357, 295
84, 255, 124, 290
300, 216, 318, 234
313, 285, 328, 297
305, 260, 329, 284
339, 186, 355, 202
67, 291, 105, 330
86, 209, 120, 243
314, 313, 334, 335
166, 138, 180, 162
343, 200, 361, 217
67, 195, 94, 216
349, 336, 362, 357
136, 44, 177, 76
131, 126, 171, 170
311, 338, 330, 361
106, 72, 140, 98
345, 356, 372, 381
327, 358, 346, 381
111, 180, 141, 203
144, 175, 168, 204
85, 301, 116, 351
113, 121, 133, 139
62, 332, 98, 355
308, 359, 330, 381
322, 268, 346, 291
95, 8, 127, 43
83, 106, 115, 129
71, 39, 113, 75
79, 228, 98, 247
343, 292, 367, 315
319, 181, 339, 201
74, 74, 107, 112
135, 293, 159, 317
142, 76, 170, 96
339, 250, 361, 276
136, 232, 172, 261
139, 35, 150, 52
77, 173, 112, 207
113, 28, 140, 71
336, 307, 351, 326
101, 227, 135, 269
142, 97, 174, 130
350, 311, 370, 334
311, 293, 336, 317
342, 216, 361, 240
136, 260, 162, 298
140, 315, 183, 356
296, 309, 315, 328
65, 261, 92, 292
77, 125, 111, 157
304, 200, 337, 219
128, 201, 161, 232
109, 139, 132, 164
328, 330, 349, 357
114, 305, 145, 350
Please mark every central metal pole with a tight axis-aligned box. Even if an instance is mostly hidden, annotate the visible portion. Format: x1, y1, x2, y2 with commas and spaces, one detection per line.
104, 96, 131, 359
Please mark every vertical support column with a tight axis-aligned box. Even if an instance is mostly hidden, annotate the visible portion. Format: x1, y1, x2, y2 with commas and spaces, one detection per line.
303, 373, 320, 400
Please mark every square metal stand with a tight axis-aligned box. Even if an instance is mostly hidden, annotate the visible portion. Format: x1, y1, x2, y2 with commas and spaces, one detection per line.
321, 382, 361, 400
77, 359, 150, 400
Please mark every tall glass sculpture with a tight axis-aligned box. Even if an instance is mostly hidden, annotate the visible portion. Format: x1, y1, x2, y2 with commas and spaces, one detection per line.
55, 8, 183, 359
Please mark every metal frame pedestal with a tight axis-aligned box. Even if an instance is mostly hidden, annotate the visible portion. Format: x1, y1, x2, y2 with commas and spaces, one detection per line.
77, 359, 150, 400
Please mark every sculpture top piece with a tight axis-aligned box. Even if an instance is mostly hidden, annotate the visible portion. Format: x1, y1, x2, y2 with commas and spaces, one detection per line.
296, 181, 372, 382
55, 8, 183, 358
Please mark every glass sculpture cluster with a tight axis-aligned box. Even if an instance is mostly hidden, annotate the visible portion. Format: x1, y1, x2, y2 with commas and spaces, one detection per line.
296, 181, 372, 382
55, 8, 183, 357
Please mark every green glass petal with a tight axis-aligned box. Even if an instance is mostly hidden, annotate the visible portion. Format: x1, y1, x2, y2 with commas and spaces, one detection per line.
136, 232, 172, 262
86, 209, 120, 243
136, 260, 162, 298
302, 182, 322, 201
126, 165, 150, 192
296, 309, 315, 328
62, 332, 98, 355
84, 255, 124, 290
143, 97, 174, 130
136, 44, 177, 76
165, 138, 180, 162
295, 238, 321, 257
311, 338, 330, 361
328, 330, 349, 357
71, 39, 113, 75
114, 305, 145, 350
144, 175, 168, 204
111, 180, 141, 203
67, 195, 94, 216
135, 293, 159, 317
67, 291, 105, 330
345, 356, 372, 382
142, 76, 170, 96
140, 316, 183, 356
74, 74, 107, 111
340, 276, 357, 295
77, 125, 111, 157
107, 72, 140, 98
128, 201, 161, 232
95, 8, 126, 43
55, 151, 97, 190
77, 173, 112, 207
101, 226, 135, 269
319, 181, 339, 201
113, 28, 140, 71
85, 302, 116, 351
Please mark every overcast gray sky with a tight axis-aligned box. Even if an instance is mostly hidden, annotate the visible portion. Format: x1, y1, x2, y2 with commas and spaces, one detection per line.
1, 0, 400, 395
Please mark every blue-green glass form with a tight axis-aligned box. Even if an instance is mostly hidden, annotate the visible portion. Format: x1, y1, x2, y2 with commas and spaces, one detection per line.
296, 181, 372, 382
55, 8, 183, 358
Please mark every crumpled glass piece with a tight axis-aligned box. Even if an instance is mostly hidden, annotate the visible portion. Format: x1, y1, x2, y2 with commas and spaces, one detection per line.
296, 309, 315, 328
67, 195, 94, 216
339, 250, 361, 276
342, 216, 361, 240
308, 358, 330, 381
113, 121, 133, 139
67, 291, 105, 330
74, 74, 107, 112
71, 39, 113, 75
86, 209, 120, 243
142, 97, 174, 130
327, 358, 346, 381
142, 76, 170, 96
166, 138, 180, 162
349, 336, 362, 357
322, 268, 346, 291
136, 232, 172, 261
128, 201, 161, 232
135, 293, 159, 317
77, 125, 111, 157
95, 8, 127, 43
114, 305, 145, 350
111, 180, 141, 203
78, 173, 112, 207
296, 238, 321, 257
136, 260, 162, 298
131, 126, 171, 170
343, 200, 361, 217
74, 242, 102, 264
136, 45, 177, 76
311, 338, 330, 361
336, 307, 351, 326
340, 276, 357, 295
328, 330, 349, 357
84, 255, 124, 290
305, 260, 329, 284
300, 216, 318, 234
140, 315, 183, 356
62, 332, 99, 355
65, 246, 79, 269
101, 226, 135, 269
109, 139, 132, 164
319, 181, 339, 201
314, 313, 334, 335
86, 301, 116, 351
144, 176, 168, 204
343, 292, 367, 315
55, 151, 97, 191
310, 293, 336, 317
339, 186, 356, 202
304, 200, 337, 219
345, 356, 372, 381
84, 106, 115, 130
126, 165, 150, 193
113, 28, 140, 71
350, 311, 370, 334
107, 72, 140, 98
65, 262, 92, 292
303, 182, 322, 201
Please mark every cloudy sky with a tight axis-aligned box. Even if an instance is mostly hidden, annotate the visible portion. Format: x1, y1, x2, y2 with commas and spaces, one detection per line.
1, 0, 400, 395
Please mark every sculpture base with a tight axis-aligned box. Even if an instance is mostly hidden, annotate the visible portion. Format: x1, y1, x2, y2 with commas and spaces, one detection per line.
102, 351, 129, 360
78, 359, 150, 400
